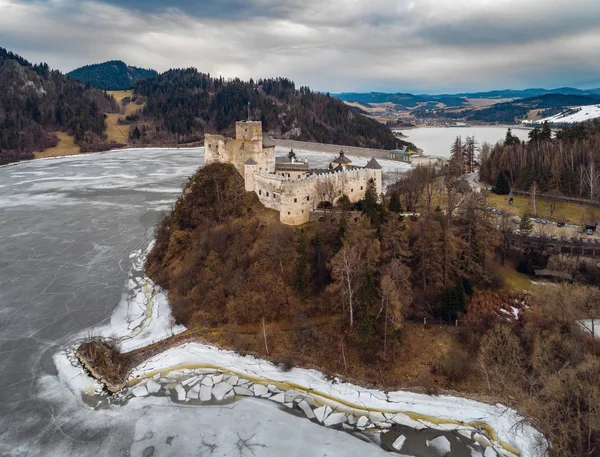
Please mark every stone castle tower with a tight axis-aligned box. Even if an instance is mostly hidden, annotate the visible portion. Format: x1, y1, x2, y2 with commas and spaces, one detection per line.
204, 121, 275, 174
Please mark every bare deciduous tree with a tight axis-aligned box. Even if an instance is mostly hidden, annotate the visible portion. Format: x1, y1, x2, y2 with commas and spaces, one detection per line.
313, 179, 336, 214
530, 181, 538, 217
329, 245, 362, 327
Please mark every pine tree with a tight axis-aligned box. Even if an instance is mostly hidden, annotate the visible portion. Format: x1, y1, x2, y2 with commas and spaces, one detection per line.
540, 121, 552, 141
519, 213, 533, 235
493, 172, 511, 195
388, 190, 402, 213
464, 136, 476, 173
449, 136, 464, 175
362, 178, 384, 225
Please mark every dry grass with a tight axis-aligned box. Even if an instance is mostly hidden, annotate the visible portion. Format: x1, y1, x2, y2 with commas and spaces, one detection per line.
34, 131, 80, 159
104, 89, 144, 143
107, 89, 142, 116
105, 113, 130, 143
487, 192, 600, 224
106, 89, 132, 104
492, 262, 537, 292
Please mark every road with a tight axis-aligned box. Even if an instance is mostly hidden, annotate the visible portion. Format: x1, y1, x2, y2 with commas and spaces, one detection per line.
465, 171, 489, 193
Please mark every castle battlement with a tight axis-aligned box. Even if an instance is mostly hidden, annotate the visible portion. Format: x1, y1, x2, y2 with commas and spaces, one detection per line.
204, 121, 382, 225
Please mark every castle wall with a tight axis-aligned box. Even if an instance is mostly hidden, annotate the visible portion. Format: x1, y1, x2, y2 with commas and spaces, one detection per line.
204, 134, 227, 166
244, 163, 257, 192
254, 174, 283, 211
253, 168, 383, 226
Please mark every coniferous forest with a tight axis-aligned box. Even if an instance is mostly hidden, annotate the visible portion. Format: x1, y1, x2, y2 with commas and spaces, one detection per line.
0, 48, 119, 165
479, 120, 600, 198
67, 60, 158, 91
130, 69, 399, 149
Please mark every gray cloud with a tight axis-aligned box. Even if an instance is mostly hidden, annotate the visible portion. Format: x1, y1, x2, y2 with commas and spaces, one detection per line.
1, 0, 600, 92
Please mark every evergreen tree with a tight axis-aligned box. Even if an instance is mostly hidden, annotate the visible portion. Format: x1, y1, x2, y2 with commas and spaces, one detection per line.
388, 190, 402, 213
493, 172, 511, 195
336, 194, 353, 212
361, 178, 384, 225
449, 136, 464, 175
464, 136, 476, 173
519, 213, 533, 235
540, 121, 552, 141
442, 279, 466, 321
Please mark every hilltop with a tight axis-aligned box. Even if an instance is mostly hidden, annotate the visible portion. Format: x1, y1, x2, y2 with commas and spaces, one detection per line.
67, 60, 157, 91
0, 47, 119, 165
128, 70, 400, 149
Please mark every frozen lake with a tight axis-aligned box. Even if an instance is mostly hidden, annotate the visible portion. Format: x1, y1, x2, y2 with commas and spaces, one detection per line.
400, 126, 532, 157
0, 147, 446, 457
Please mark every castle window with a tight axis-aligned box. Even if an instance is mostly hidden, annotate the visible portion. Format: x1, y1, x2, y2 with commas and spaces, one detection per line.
266, 192, 269, 197
288, 173, 290, 178
306, 196, 310, 201
259, 190, 262, 195
294, 198, 297, 203
361, 186, 363, 190
288, 212, 291, 215
302, 210, 304, 214
351, 188, 354, 193
273, 193, 276, 199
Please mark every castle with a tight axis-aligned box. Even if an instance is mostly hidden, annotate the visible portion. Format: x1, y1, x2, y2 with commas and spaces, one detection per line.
204, 121, 382, 225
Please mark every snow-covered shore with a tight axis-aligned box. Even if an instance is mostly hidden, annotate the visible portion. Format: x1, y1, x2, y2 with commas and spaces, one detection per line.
57, 242, 548, 457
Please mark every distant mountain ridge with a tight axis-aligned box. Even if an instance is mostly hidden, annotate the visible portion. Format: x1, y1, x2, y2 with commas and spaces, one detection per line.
334, 87, 600, 107
67, 60, 157, 91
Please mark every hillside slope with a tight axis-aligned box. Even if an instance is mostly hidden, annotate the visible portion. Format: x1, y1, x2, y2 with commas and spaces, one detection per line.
0, 48, 119, 165
524, 104, 600, 125
130, 70, 399, 149
67, 60, 157, 91
415, 93, 600, 124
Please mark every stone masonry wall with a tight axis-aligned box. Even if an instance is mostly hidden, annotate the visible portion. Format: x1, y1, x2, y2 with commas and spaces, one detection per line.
254, 168, 383, 225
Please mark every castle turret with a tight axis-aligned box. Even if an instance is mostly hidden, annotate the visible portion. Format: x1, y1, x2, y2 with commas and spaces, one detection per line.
331, 150, 353, 170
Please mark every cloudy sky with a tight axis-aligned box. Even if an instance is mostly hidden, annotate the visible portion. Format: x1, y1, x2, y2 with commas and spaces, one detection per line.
1, 0, 600, 93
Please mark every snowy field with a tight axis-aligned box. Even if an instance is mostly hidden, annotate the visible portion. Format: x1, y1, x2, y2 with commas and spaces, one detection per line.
523, 104, 600, 125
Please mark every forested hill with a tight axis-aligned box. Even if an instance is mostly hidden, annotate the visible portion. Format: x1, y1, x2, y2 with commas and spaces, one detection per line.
0, 47, 119, 165
131, 69, 399, 149
67, 60, 157, 91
